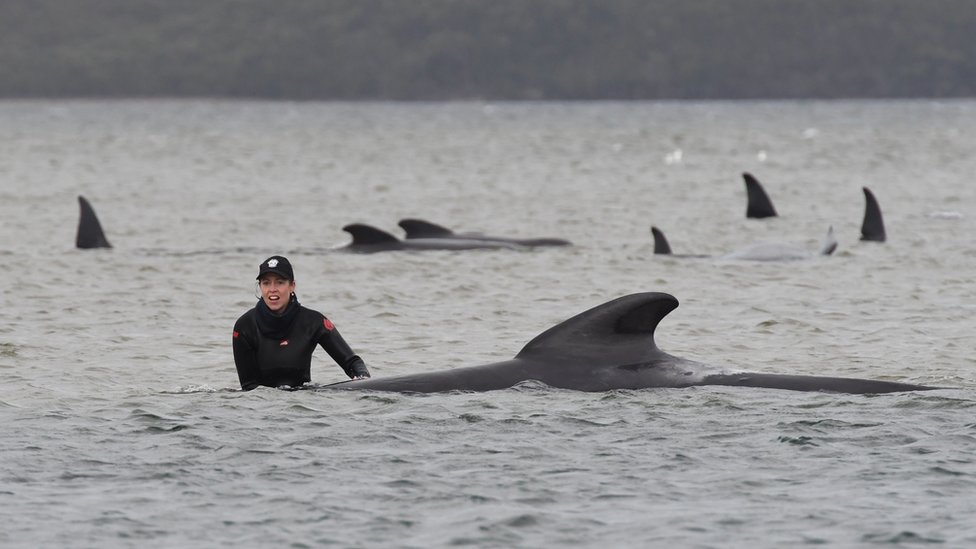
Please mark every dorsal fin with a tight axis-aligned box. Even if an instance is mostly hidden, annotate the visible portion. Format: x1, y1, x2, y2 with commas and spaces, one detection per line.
650, 226, 672, 255
398, 218, 454, 239
342, 224, 400, 245
860, 187, 886, 242
743, 172, 778, 218
76, 196, 112, 249
516, 292, 678, 361
819, 226, 838, 256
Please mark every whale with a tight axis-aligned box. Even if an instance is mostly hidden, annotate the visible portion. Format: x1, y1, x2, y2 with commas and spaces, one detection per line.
744, 172, 778, 219
650, 225, 837, 261
338, 223, 524, 253
328, 292, 935, 394
76, 195, 112, 249
860, 187, 886, 242
398, 218, 572, 247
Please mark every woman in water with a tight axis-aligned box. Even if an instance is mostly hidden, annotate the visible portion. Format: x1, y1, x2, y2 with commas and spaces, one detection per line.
232, 255, 370, 390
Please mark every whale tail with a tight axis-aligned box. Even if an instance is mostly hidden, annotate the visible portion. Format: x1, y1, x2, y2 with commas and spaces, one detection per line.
743, 172, 778, 219
819, 226, 838, 256
342, 223, 401, 245
76, 196, 112, 249
398, 218, 454, 239
650, 226, 673, 255
860, 187, 886, 242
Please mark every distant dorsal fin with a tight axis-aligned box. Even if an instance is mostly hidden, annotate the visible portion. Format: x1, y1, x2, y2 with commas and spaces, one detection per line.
743, 172, 778, 218
342, 224, 400, 245
860, 187, 886, 242
76, 195, 112, 249
516, 292, 678, 361
819, 226, 838, 256
398, 218, 454, 239
650, 226, 672, 255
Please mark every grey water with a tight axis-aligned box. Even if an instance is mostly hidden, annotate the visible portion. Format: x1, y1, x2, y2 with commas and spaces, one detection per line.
2, 99, 976, 547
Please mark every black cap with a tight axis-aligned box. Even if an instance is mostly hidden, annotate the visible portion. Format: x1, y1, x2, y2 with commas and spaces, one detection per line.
256, 255, 294, 280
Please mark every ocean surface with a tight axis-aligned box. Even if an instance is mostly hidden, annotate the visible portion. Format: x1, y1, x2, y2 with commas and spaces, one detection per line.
1, 99, 975, 547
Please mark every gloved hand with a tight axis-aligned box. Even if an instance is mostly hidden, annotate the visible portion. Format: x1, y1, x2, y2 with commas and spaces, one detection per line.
349, 360, 371, 379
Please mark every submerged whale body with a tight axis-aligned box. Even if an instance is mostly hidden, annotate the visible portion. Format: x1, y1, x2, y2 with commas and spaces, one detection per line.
650, 226, 837, 261
744, 173, 778, 219
339, 223, 522, 253
330, 293, 935, 394
76, 196, 112, 249
398, 218, 572, 247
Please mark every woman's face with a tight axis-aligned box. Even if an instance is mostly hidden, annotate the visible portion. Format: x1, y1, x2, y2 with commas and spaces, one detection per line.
258, 274, 295, 313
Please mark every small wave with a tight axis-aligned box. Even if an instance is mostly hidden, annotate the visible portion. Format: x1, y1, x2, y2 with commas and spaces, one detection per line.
861, 531, 945, 544
927, 211, 963, 219
776, 435, 819, 446
160, 385, 233, 394
0, 342, 18, 357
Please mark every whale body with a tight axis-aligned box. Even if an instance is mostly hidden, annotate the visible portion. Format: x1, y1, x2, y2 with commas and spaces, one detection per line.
329, 293, 935, 394
651, 226, 837, 261
338, 223, 522, 253
398, 218, 572, 247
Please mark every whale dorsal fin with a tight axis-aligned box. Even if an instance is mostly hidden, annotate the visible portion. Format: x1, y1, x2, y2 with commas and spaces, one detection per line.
743, 172, 778, 218
398, 218, 454, 239
76, 196, 112, 249
819, 226, 838, 256
516, 292, 678, 361
342, 224, 400, 245
860, 187, 886, 242
650, 226, 672, 255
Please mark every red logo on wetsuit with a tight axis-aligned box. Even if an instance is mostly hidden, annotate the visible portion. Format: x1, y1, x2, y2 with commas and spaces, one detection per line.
323, 318, 335, 331
233, 331, 239, 339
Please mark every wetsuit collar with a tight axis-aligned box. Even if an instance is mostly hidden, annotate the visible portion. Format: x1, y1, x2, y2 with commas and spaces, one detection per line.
255, 294, 301, 340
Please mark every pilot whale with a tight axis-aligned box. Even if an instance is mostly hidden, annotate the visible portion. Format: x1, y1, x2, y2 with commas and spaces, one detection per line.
76, 195, 112, 249
339, 223, 523, 253
744, 176, 887, 244
398, 218, 572, 247
329, 292, 935, 394
651, 226, 837, 261
744, 172, 778, 219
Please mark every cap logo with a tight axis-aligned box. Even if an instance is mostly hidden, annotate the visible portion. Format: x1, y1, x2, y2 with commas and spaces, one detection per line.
267, 259, 279, 268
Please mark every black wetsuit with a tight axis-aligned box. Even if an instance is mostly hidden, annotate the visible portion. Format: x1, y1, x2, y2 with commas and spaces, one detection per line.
233, 296, 369, 390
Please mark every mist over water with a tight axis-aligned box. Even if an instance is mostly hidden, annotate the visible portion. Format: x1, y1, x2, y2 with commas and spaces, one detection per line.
2, 100, 976, 547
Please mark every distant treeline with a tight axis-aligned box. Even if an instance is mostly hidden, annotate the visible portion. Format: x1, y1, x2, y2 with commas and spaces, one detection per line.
2, 0, 975, 100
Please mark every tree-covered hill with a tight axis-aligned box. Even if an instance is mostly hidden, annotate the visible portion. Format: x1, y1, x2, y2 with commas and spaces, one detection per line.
2, 0, 974, 100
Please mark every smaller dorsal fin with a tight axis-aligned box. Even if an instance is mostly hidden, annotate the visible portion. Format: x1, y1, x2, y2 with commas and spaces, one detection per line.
76, 195, 112, 249
516, 293, 678, 362
860, 187, 886, 242
819, 226, 838, 256
342, 224, 400, 245
743, 172, 778, 219
650, 226, 673, 255
398, 218, 454, 239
